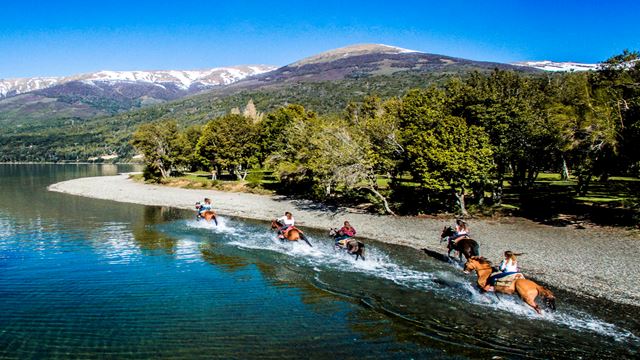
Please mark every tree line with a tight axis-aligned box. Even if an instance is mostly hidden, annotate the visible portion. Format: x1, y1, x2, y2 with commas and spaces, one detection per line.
132, 51, 640, 215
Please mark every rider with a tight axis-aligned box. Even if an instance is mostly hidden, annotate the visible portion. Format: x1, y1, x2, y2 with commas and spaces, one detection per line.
276, 211, 296, 239
200, 198, 213, 214
449, 219, 469, 246
196, 198, 213, 219
486, 251, 523, 290
334, 221, 356, 246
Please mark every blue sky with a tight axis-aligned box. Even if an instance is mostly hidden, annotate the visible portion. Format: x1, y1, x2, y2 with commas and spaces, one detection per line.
1, 0, 639, 78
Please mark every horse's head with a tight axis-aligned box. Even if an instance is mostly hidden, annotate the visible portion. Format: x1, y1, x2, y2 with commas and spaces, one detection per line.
270, 219, 281, 230
440, 226, 454, 242
463, 256, 483, 273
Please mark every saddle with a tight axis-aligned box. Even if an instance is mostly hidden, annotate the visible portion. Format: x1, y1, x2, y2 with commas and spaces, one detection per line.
489, 272, 525, 287
448, 235, 469, 245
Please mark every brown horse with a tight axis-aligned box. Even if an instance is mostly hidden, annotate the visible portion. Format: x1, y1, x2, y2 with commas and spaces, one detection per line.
440, 226, 480, 262
199, 210, 218, 225
271, 220, 312, 246
464, 256, 556, 314
329, 228, 365, 261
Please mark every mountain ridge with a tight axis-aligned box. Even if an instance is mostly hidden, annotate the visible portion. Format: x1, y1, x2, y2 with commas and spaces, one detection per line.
0, 65, 276, 99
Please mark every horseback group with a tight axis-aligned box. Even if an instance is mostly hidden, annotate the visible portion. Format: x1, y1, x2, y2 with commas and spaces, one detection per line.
441, 219, 556, 314
195, 199, 364, 260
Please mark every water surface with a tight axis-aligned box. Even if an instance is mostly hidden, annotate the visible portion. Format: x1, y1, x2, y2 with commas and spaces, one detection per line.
0, 164, 638, 359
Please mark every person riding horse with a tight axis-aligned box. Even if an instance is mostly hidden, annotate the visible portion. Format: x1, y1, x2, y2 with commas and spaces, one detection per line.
449, 219, 469, 246
272, 212, 312, 246
195, 198, 217, 225
275, 211, 296, 239
485, 251, 525, 291
440, 221, 479, 262
329, 221, 365, 261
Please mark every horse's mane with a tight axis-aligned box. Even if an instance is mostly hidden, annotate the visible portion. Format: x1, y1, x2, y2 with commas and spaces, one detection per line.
471, 256, 492, 265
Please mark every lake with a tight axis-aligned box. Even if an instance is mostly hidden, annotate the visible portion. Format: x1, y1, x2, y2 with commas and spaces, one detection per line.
0, 164, 638, 359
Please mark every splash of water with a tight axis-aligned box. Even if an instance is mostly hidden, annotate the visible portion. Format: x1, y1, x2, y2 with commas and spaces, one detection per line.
183, 217, 638, 344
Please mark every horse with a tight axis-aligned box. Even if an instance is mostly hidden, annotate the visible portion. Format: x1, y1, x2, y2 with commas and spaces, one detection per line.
329, 228, 365, 261
271, 220, 312, 247
440, 226, 480, 262
464, 256, 556, 314
199, 210, 218, 225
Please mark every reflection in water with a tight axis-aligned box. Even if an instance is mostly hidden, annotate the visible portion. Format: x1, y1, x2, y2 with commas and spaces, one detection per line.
0, 164, 639, 359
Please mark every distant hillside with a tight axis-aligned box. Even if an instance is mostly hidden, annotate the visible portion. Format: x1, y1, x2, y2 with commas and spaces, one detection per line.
0, 43, 544, 162
0, 65, 276, 127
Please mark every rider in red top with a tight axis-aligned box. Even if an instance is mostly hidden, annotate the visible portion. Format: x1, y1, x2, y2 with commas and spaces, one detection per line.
338, 221, 356, 238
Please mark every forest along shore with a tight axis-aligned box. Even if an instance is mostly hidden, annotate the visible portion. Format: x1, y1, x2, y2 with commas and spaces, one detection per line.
48, 174, 640, 307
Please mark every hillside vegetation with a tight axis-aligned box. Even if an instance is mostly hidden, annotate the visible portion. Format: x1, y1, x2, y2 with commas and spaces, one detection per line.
129, 50, 640, 222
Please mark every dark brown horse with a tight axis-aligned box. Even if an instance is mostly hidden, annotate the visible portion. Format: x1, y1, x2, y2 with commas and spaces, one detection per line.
329, 228, 365, 261
464, 256, 556, 314
440, 226, 479, 262
271, 220, 312, 246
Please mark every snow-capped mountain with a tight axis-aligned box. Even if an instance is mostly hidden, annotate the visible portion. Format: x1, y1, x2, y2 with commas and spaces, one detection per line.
0, 65, 276, 99
291, 43, 420, 66
512, 61, 598, 72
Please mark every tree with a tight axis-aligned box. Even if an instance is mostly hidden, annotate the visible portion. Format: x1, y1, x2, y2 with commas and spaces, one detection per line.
257, 104, 314, 165
196, 114, 258, 179
173, 124, 203, 172
448, 70, 553, 201
398, 88, 494, 215
131, 120, 182, 180
243, 99, 264, 123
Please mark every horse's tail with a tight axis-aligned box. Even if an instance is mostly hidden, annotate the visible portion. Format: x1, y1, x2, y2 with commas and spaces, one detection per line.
537, 284, 556, 311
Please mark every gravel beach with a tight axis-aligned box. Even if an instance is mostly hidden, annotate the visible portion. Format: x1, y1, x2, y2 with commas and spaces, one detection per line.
49, 174, 640, 306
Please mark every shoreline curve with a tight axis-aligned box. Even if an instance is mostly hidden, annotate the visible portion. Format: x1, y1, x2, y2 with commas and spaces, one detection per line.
48, 173, 640, 307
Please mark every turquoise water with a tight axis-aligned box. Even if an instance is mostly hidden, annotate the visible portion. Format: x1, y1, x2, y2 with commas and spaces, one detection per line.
0, 164, 639, 359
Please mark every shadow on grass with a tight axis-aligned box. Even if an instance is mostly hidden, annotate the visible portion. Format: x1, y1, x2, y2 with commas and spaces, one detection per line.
503, 178, 640, 228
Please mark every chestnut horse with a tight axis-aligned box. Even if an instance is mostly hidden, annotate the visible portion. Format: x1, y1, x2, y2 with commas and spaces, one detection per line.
199, 210, 218, 225
464, 256, 556, 314
270, 220, 312, 247
440, 226, 480, 262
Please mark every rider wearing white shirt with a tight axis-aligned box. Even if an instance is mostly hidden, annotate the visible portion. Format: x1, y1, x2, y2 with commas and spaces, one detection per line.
277, 213, 295, 227
499, 258, 518, 273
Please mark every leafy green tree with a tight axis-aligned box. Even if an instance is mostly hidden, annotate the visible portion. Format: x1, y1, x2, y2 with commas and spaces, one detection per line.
131, 120, 182, 180
196, 114, 258, 179
398, 89, 494, 214
256, 104, 314, 165
173, 124, 203, 171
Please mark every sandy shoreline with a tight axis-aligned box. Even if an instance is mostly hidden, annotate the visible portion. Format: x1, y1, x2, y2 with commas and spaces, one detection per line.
48, 174, 640, 306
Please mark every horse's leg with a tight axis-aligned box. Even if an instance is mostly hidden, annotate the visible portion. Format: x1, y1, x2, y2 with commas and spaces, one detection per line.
522, 296, 542, 314
516, 282, 542, 314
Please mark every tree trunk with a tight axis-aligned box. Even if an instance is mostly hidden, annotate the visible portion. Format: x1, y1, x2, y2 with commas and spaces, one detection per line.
577, 171, 592, 196
560, 156, 570, 181
454, 187, 469, 216
156, 160, 169, 178
472, 184, 485, 206
492, 165, 505, 204
360, 186, 396, 215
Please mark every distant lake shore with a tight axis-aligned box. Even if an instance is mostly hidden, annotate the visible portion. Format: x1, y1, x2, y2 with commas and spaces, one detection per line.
49, 174, 640, 307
